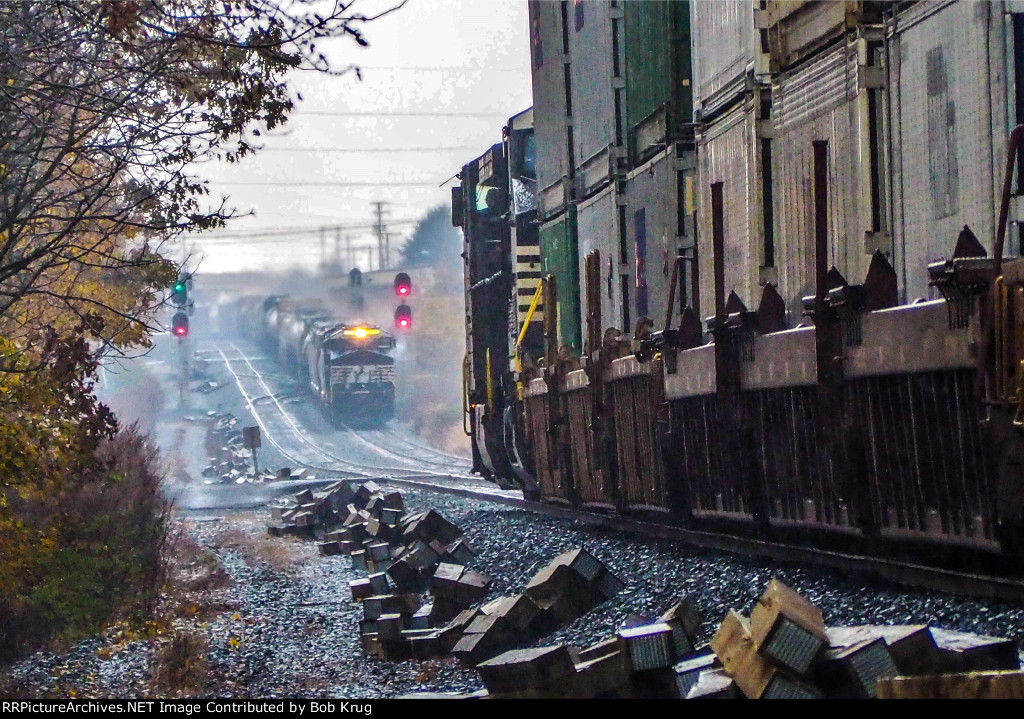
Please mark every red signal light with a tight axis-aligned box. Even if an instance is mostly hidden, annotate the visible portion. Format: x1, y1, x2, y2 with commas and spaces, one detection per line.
394, 303, 411, 329
172, 311, 189, 337
394, 272, 412, 297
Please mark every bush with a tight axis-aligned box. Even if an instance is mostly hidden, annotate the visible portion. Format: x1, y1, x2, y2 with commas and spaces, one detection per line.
0, 426, 172, 662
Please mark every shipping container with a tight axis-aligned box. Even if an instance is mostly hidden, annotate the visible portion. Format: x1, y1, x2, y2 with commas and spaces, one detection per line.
691, 0, 766, 120
576, 185, 621, 336
568, 0, 616, 196
888, 0, 1014, 301
695, 101, 764, 324
623, 147, 692, 329
771, 36, 884, 318
529, 0, 573, 219
764, 1, 886, 70
540, 210, 582, 352
624, 0, 693, 166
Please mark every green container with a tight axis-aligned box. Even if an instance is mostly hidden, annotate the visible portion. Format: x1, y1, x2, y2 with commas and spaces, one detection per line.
539, 209, 582, 353
624, 0, 692, 163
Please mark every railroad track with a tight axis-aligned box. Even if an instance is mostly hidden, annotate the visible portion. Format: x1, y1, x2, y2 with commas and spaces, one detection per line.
205, 340, 1024, 603
210, 342, 513, 500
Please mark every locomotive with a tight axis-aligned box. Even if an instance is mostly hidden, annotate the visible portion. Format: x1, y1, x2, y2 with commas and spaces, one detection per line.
454, 1, 1024, 570
239, 294, 396, 427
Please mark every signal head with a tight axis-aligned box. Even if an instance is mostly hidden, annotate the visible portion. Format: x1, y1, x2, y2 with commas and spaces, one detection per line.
394, 272, 411, 297
394, 303, 412, 330
172, 312, 189, 337
171, 275, 189, 306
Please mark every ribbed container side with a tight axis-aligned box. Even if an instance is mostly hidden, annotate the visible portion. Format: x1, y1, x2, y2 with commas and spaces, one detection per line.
889, 0, 1003, 302
771, 40, 871, 319
624, 0, 692, 164
540, 210, 582, 352
691, 0, 761, 118
568, 0, 615, 181
765, 1, 883, 70
625, 149, 681, 328
696, 103, 761, 324
529, 0, 571, 219
576, 185, 620, 334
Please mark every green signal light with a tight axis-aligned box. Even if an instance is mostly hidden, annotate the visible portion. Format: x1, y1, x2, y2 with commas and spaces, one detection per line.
173, 282, 185, 292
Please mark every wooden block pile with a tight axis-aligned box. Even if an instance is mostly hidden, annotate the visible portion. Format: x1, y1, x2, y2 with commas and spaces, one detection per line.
470, 578, 1021, 699
363, 542, 623, 668
445, 547, 624, 668
474, 595, 703, 699
266, 481, 362, 537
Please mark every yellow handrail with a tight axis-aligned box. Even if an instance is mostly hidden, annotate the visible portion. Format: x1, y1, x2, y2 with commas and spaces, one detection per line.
514, 281, 544, 400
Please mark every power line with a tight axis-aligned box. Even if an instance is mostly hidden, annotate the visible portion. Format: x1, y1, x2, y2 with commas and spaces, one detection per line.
195, 219, 419, 241
196, 219, 418, 242
258, 146, 478, 153
211, 181, 445, 187
296, 111, 512, 118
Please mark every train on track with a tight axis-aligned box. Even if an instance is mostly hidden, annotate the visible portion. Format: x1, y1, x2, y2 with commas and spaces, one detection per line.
454, 0, 1024, 572
239, 295, 397, 427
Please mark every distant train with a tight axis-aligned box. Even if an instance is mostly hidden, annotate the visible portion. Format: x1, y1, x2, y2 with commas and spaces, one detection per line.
238, 295, 396, 427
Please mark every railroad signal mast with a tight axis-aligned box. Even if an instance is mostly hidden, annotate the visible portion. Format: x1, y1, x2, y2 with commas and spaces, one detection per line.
170, 271, 193, 407
393, 272, 412, 329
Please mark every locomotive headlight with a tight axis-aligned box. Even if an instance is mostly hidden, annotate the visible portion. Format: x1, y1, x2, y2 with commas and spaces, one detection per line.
342, 327, 381, 339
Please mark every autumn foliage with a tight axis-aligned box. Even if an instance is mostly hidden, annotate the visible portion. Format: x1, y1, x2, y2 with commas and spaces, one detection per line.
0, 0, 384, 662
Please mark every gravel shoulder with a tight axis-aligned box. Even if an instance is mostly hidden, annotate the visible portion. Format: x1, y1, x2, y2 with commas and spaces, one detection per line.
3, 484, 1024, 699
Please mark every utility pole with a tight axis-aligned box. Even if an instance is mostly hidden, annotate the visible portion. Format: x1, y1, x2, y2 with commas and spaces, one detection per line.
373, 201, 391, 270
319, 226, 327, 269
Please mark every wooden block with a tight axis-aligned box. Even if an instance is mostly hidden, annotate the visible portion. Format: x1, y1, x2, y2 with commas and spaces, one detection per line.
349, 578, 374, 601
366, 542, 391, 563
408, 632, 442, 661
618, 623, 678, 671
452, 630, 502, 665
876, 670, 1024, 699
444, 538, 478, 565
684, 668, 736, 699
359, 632, 380, 656
455, 570, 492, 605
402, 509, 462, 545
930, 627, 1020, 674
572, 649, 632, 698
816, 637, 898, 698
429, 596, 464, 627
712, 610, 799, 699
488, 594, 540, 635
660, 596, 702, 655
673, 653, 718, 698
551, 547, 605, 582
408, 604, 433, 630
431, 562, 465, 599
377, 613, 404, 642
386, 558, 421, 593
362, 595, 406, 621
367, 572, 390, 595
525, 563, 596, 607
526, 606, 564, 639
828, 625, 938, 677
750, 579, 827, 676
476, 645, 578, 694
438, 608, 483, 652
380, 507, 403, 526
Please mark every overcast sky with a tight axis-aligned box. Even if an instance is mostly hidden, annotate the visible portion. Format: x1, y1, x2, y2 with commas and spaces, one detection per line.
185, 0, 532, 275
